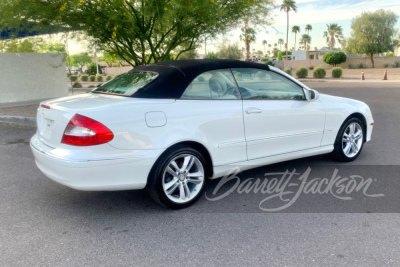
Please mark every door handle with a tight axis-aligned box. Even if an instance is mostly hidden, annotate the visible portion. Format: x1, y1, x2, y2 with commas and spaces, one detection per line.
245, 107, 262, 114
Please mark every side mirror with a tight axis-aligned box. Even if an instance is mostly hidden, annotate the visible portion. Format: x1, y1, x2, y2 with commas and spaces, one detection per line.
303, 88, 320, 101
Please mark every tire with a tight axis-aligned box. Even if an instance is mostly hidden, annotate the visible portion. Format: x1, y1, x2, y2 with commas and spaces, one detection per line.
332, 117, 365, 162
146, 145, 208, 209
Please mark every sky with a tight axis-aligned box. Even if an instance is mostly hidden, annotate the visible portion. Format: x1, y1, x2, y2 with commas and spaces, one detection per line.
67, 0, 400, 55
204, 0, 400, 54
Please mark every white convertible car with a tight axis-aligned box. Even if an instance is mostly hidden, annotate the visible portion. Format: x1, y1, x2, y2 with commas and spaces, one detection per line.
31, 59, 374, 208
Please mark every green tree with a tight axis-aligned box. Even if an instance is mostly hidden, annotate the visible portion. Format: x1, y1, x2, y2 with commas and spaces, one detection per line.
323, 23, 344, 51
322, 51, 347, 67
178, 49, 198, 60
291, 25, 300, 50
280, 0, 297, 63
278, 38, 284, 51
204, 52, 219, 59
3, 0, 273, 66
305, 24, 312, 35
262, 40, 267, 55
218, 43, 243, 60
346, 9, 398, 68
42, 42, 66, 53
300, 34, 311, 51
88, 62, 102, 75
71, 53, 92, 72
101, 51, 119, 67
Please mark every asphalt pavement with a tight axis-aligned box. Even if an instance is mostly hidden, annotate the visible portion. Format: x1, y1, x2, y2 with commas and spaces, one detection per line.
1, 82, 400, 266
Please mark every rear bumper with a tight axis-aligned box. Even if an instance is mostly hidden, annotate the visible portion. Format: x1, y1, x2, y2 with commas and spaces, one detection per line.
30, 134, 163, 191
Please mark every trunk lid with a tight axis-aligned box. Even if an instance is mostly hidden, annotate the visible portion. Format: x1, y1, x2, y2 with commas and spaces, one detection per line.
37, 93, 174, 148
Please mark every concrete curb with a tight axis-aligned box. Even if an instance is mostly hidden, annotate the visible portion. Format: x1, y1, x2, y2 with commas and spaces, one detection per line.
0, 116, 36, 126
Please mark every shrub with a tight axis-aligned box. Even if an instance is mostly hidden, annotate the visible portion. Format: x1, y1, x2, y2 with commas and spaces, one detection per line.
309, 66, 314, 70
265, 59, 275, 66
204, 52, 218, 59
323, 51, 347, 67
67, 72, 71, 77
348, 64, 354, 69
260, 58, 268, 62
385, 52, 394, 57
296, 67, 308, 78
80, 74, 88, 81
70, 75, 78, 82
96, 75, 103, 82
89, 75, 96, 81
106, 75, 113, 81
313, 67, 326, 78
88, 85, 96, 88
72, 82, 82, 88
357, 63, 365, 69
384, 63, 390, 68
332, 67, 343, 78
393, 62, 400, 68
284, 68, 292, 76
88, 63, 102, 75
277, 51, 283, 61
197, 75, 205, 82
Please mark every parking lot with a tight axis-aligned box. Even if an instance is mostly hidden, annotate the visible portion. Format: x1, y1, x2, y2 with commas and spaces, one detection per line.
1, 81, 400, 266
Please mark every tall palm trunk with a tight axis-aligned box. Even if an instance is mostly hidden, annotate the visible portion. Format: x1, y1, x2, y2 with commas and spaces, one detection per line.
245, 36, 250, 61
330, 34, 334, 51
285, 9, 289, 63
294, 33, 297, 50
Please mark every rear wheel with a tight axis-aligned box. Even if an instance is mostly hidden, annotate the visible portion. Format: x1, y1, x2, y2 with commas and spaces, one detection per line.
332, 117, 365, 162
146, 146, 207, 209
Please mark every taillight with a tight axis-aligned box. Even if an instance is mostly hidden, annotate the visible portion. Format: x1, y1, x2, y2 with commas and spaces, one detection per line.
41, 104, 50, 109
61, 114, 114, 146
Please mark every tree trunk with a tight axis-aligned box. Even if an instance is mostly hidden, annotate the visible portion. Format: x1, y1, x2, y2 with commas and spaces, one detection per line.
204, 37, 207, 55
245, 37, 250, 61
285, 10, 289, 64
294, 34, 296, 50
330, 34, 334, 51
370, 54, 375, 68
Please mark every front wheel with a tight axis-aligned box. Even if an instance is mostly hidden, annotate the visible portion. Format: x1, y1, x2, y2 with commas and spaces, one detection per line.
332, 117, 365, 162
146, 146, 207, 209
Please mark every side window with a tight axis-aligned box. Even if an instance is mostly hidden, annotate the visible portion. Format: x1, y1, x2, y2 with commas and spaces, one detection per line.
231, 68, 305, 100
181, 69, 240, 100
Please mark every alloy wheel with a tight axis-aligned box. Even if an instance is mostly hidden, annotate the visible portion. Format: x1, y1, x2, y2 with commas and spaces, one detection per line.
162, 154, 205, 203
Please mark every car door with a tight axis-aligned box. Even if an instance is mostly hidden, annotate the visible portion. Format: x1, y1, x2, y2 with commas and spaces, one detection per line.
231, 68, 325, 160
175, 69, 247, 166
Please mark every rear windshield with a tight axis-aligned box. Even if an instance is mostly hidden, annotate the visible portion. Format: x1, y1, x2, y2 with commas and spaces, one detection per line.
92, 71, 158, 96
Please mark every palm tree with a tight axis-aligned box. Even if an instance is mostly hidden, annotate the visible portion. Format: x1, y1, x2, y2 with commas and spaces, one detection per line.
300, 34, 311, 51
240, 26, 257, 61
262, 40, 267, 55
274, 43, 277, 48
268, 44, 272, 56
291, 25, 300, 50
305, 24, 312, 35
278, 39, 284, 50
323, 23, 344, 51
280, 0, 297, 63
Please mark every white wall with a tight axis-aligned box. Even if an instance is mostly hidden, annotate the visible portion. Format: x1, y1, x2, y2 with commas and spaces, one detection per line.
0, 53, 68, 104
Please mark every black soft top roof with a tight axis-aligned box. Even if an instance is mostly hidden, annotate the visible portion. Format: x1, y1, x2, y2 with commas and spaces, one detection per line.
131, 59, 270, 99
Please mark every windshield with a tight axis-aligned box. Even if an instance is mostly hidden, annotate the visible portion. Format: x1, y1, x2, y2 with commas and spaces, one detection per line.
92, 71, 158, 96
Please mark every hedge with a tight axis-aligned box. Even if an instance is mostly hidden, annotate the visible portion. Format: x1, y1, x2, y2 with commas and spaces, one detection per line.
332, 67, 343, 78
284, 68, 292, 76
70, 75, 78, 82
80, 74, 88, 81
313, 67, 326, 78
106, 75, 113, 81
89, 75, 96, 82
296, 67, 308, 78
